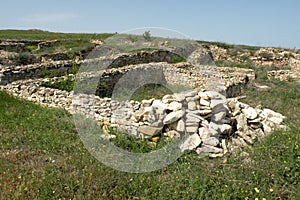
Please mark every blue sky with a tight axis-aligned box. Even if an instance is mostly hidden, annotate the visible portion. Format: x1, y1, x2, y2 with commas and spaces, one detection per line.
1, 0, 299, 49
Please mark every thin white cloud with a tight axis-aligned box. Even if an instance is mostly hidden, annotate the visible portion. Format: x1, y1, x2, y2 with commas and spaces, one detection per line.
21, 13, 77, 23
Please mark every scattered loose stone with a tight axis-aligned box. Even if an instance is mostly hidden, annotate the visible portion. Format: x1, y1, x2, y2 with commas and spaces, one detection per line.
180, 133, 201, 152
137, 125, 162, 136
199, 109, 212, 115
242, 107, 258, 120
211, 110, 227, 122
100, 134, 116, 140
221, 139, 228, 154
151, 136, 160, 143
198, 126, 211, 139
184, 90, 197, 98
236, 113, 249, 133
0, 57, 287, 159
174, 93, 185, 102
152, 100, 167, 114
209, 153, 224, 158
200, 98, 210, 107
141, 98, 154, 107
164, 130, 180, 138
162, 94, 176, 104
202, 137, 220, 147
186, 126, 199, 133
167, 101, 182, 111
176, 119, 185, 132
163, 110, 185, 125
220, 124, 232, 135
187, 101, 197, 110
196, 144, 223, 154
260, 108, 285, 124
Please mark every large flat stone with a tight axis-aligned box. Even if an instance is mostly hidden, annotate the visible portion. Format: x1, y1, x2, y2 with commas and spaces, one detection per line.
202, 137, 220, 146
167, 101, 182, 111
180, 133, 201, 152
176, 119, 185, 132
138, 125, 162, 136
152, 100, 168, 115
242, 107, 258, 120
196, 145, 223, 154
163, 110, 185, 124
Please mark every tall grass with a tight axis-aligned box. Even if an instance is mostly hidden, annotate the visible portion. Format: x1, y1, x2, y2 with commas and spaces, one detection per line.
0, 71, 299, 199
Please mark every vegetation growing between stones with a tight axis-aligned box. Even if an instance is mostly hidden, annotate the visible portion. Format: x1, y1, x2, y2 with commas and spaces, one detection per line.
0, 30, 114, 63
130, 84, 173, 101
215, 60, 291, 70
0, 73, 299, 199
197, 40, 262, 52
25, 45, 38, 52
109, 129, 172, 153
35, 39, 95, 59
40, 77, 75, 92
0, 30, 300, 199
9, 52, 37, 65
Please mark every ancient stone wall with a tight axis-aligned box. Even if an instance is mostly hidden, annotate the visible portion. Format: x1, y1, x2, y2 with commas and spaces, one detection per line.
0, 60, 82, 85
0, 39, 60, 52
0, 43, 286, 158
0, 77, 286, 158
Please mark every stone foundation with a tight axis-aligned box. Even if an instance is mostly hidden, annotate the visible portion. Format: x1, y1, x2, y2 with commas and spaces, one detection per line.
0, 41, 288, 158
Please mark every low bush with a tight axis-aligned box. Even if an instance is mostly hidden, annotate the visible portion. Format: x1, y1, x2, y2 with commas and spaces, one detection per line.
10, 52, 36, 65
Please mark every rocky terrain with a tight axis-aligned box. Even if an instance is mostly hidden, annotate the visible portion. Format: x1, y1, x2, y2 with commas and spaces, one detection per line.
1, 37, 299, 158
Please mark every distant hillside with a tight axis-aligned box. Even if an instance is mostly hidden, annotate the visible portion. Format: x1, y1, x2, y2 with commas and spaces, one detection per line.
0, 29, 114, 40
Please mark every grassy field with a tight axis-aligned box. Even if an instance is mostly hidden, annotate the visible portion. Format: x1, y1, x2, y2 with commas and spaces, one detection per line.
0, 30, 299, 199
0, 29, 114, 41
0, 30, 114, 64
0, 68, 299, 199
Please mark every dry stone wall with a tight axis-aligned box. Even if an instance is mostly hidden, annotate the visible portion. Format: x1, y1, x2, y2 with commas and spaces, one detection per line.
0, 39, 60, 51
0, 60, 82, 85
0, 78, 286, 157
0, 48, 255, 98
0, 42, 288, 158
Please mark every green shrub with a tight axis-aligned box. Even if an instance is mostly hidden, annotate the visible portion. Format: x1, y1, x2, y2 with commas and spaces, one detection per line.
40, 77, 74, 92
227, 49, 239, 57
143, 31, 151, 41
215, 60, 256, 69
11, 52, 36, 65
171, 56, 186, 63
25, 45, 38, 52
259, 51, 274, 60
283, 52, 295, 58
240, 54, 251, 62
127, 34, 139, 42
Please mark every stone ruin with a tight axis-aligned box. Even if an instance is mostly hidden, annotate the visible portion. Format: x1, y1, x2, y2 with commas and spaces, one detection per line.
0, 40, 288, 158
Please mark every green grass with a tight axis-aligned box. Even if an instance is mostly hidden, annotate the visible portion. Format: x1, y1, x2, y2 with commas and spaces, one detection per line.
1, 71, 300, 199
215, 60, 257, 69
197, 40, 262, 52
214, 60, 291, 74
40, 80, 187, 101
0, 29, 114, 41
131, 84, 173, 101
40, 78, 75, 92
35, 39, 95, 58
0, 30, 115, 61
0, 31, 299, 199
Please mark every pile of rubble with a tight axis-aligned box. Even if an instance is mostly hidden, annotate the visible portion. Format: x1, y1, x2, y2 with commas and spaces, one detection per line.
1, 76, 286, 158
0, 39, 290, 158
92, 89, 286, 157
